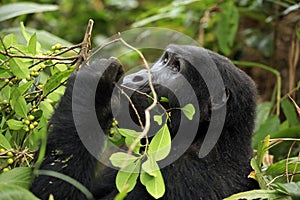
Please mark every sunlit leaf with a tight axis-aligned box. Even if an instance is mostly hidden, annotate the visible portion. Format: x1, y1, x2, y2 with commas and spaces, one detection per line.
110, 152, 139, 168
142, 155, 159, 177
116, 159, 141, 193
181, 103, 195, 120
10, 89, 27, 118
6, 119, 24, 131
153, 115, 162, 125
28, 33, 37, 55
43, 68, 74, 96
140, 169, 165, 199
118, 128, 141, 138
9, 58, 30, 79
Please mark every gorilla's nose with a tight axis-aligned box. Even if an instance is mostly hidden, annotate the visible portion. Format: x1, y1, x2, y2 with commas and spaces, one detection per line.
122, 69, 148, 89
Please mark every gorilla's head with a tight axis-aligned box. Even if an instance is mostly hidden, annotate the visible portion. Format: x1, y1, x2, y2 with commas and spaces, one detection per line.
118, 44, 256, 156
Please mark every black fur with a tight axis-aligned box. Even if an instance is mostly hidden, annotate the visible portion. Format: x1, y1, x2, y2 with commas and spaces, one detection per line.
31, 45, 258, 200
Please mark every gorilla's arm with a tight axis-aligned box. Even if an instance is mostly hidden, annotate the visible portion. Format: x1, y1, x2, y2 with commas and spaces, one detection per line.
30, 58, 123, 200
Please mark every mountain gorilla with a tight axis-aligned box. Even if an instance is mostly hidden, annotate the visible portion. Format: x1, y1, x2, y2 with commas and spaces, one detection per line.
31, 44, 258, 199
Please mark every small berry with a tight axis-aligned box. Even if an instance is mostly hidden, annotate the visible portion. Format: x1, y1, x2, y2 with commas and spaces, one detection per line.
25, 127, 30, 132
33, 108, 38, 112
5, 108, 11, 113
7, 158, 14, 164
33, 121, 39, 126
0, 149, 5, 153
29, 124, 35, 129
2, 100, 8, 105
40, 64, 46, 69
28, 115, 35, 121
8, 81, 14, 86
4, 79, 9, 83
24, 120, 30, 125
6, 152, 13, 157
55, 44, 62, 49
26, 76, 31, 81
2, 168, 9, 172
109, 128, 115, 136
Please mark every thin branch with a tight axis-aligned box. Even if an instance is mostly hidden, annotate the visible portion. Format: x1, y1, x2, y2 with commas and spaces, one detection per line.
0, 49, 79, 61
114, 84, 144, 129
118, 34, 158, 158
285, 141, 296, 183
75, 19, 94, 70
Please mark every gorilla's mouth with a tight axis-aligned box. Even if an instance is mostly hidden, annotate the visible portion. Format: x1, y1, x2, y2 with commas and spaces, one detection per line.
121, 84, 180, 130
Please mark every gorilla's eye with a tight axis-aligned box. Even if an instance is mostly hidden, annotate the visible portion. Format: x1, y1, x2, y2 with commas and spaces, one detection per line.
162, 53, 169, 65
171, 60, 180, 73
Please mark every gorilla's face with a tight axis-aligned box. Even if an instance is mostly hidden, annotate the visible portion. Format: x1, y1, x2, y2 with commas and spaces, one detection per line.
120, 45, 208, 135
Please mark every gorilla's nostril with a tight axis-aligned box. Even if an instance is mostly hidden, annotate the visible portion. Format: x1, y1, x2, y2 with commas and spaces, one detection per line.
132, 75, 144, 82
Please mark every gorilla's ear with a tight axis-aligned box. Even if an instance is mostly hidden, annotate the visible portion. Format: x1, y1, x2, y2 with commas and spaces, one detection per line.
211, 88, 230, 110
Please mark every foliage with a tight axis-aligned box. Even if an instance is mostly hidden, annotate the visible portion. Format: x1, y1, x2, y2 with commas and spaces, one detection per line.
0, 22, 78, 198
109, 104, 195, 198
0, 0, 299, 199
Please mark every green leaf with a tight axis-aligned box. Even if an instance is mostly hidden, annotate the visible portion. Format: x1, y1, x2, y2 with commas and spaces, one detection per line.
140, 169, 165, 199
275, 182, 300, 199
153, 115, 162, 125
118, 128, 141, 138
148, 124, 171, 161
21, 22, 32, 43
2, 27, 73, 51
0, 167, 32, 188
116, 159, 141, 193
160, 97, 169, 103
281, 98, 300, 127
43, 68, 74, 96
18, 81, 34, 95
251, 158, 267, 189
3, 34, 18, 47
0, 184, 39, 200
6, 119, 24, 130
28, 33, 37, 55
216, 1, 239, 55
110, 152, 139, 168
254, 102, 273, 132
0, 3, 58, 22
224, 189, 290, 200
124, 137, 141, 154
256, 135, 270, 167
0, 133, 12, 150
181, 103, 195, 120
142, 155, 159, 177
266, 158, 300, 183
10, 89, 27, 118
252, 115, 280, 148
9, 58, 30, 79
39, 101, 54, 119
